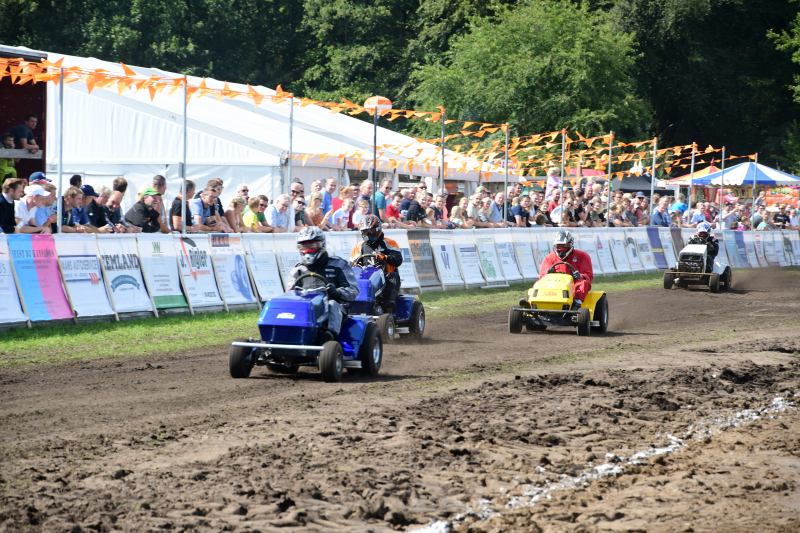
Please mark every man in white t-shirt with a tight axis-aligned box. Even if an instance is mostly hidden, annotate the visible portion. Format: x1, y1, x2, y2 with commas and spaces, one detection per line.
716, 201, 742, 230
14, 184, 52, 233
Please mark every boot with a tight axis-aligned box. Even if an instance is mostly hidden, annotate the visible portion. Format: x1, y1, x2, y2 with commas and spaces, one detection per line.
571, 299, 583, 311
384, 287, 398, 315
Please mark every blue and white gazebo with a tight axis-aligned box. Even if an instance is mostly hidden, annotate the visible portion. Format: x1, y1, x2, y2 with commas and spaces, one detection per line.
690, 162, 800, 186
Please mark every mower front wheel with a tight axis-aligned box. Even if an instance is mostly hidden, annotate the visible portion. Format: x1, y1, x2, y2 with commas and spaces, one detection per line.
408, 301, 425, 342
508, 308, 523, 334
663, 272, 674, 290
358, 322, 383, 377
709, 273, 720, 293
376, 313, 395, 344
319, 341, 344, 383
576, 308, 591, 337
229, 338, 255, 378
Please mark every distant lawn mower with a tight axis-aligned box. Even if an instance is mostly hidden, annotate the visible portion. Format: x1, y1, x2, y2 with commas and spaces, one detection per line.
663, 243, 732, 293
508, 262, 609, 336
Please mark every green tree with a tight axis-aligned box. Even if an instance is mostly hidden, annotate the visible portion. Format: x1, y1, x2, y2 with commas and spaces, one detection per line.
410, 0, 650, 139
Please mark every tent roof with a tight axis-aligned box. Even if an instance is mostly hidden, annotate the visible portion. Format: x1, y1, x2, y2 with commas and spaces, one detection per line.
685, 162, 800, 186
36, 48, 515, 182
609, 172, 670, 194
657, 165, 720, 187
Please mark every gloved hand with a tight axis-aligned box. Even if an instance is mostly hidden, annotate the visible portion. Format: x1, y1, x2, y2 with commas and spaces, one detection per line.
375, 253, 386, 263
572, 270, 582, 281
326, 283, 341, 300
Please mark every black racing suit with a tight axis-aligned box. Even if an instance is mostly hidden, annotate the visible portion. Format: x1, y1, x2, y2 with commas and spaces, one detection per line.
351, 235, 403, 312
688, 234, 719, 272
285, 250, 359, 336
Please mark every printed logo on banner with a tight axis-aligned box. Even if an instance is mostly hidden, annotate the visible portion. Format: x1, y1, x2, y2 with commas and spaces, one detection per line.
178, 237, 211, 282
596, 236, 603, 249
439, 245, 451, 270
152, 241, 161, 254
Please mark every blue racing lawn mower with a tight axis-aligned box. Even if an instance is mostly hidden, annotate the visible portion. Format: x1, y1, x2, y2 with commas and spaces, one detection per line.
350, 253, 425, 344
229, 272, 383, 383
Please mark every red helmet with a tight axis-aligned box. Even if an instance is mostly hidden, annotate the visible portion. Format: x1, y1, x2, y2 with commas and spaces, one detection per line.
359, 214, 383, 245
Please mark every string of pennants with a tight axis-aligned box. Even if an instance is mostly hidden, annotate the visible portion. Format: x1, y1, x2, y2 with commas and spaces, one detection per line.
0, 56, 754, 181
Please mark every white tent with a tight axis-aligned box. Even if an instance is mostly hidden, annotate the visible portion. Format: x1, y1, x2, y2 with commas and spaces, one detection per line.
32, 49, 517, 211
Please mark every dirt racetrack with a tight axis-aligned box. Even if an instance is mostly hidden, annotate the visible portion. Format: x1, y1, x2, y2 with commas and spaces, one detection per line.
2, 268, 800, 533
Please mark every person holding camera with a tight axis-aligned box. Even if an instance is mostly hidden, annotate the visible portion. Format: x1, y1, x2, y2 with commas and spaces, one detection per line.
716, 201, 742, 230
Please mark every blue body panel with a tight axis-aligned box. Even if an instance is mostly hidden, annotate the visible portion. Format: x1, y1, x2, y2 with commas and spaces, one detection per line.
256, 289, 369, 360
350, 266, 418, 324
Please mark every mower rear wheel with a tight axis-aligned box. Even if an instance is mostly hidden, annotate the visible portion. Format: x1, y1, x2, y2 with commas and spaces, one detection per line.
722, 268, 732, 291
376, 313, 395, 344
229, 338, 255, 378
593, 295, 609, 334
508, 308, 523, 334
319, 341, 344, 383
663, 272, 674, 290
408, 301, 425, 342
709, 273, 720, 293
358, 322, 383, 377
577, 308, 591, 337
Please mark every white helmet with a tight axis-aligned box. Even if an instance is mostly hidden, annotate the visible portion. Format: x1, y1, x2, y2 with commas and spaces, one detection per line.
696, 221, 711, 238
297, 226, 327, 266
552, 230, 575, 260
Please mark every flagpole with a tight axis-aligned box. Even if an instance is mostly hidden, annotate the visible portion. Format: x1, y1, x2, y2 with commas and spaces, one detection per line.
750, 154, 759, 220
440, 110, 446, 195
649, 137, 657, 225
503, 124, 509, 225
559, 129, 566, 225
287, 96, 294, 197
56, 67, 64, 233
687, 144, 696, 225
605, 132, 614, 228
181, 76, 187, 235
718, 146, 726, 228
372, 108, 378, 214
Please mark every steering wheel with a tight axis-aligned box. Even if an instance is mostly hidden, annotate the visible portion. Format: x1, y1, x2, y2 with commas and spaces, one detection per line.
546, 261, 578, 276
290, 272, 329, 292
351, 253, 382, 269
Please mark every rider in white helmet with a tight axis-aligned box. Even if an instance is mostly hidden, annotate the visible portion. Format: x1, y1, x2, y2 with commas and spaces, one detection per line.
538, 230, 594, 309
285, 226, 359, 337
688, 221, 719, 272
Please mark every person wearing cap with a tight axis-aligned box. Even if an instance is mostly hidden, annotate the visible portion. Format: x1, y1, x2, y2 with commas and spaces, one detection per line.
125, 187, 162, 233
716, 200, 742, 230
34, 182, 58, 230
633, 192, 649, 225
14, 184, 52, 234
77, 184, 112, 232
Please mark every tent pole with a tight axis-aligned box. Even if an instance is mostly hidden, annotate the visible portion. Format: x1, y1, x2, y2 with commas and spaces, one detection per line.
687, 144, 696, 225
559, 129, 566, 225
372, 109, 378, 214
605, 132, 614, 228
57, 67, 64, 233
503, 123, 509, 225
441, 110, 446, 195
718, 146, 726, 228
751, 153, 759, 219
287, 96, 294, 197
649, 137, 657, 225
181, 75, 187, 235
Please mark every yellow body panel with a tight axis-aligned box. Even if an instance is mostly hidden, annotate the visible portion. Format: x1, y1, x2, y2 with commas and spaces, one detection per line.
526, 273, 605, 318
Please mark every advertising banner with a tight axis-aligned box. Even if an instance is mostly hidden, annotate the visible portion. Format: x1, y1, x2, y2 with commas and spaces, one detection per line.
633, 227, 657, 272
326, 232, 360, 261
384, 229, 420, 290
575, 229, 603, 276
658, 227, 678, 267
733, 231, 751, 268
592, 228, 617, 275
6, 234, 73, 321
511, 229, 539, 281
671, 227, 686, 251
774, 232, 791, 267
712, 231, 730, 267
136, 234, 187, 308
493, 229, 523, 282
242, 234, 284, 299
530, 229, 551, 275
743, 232, 762, 267
450, 229, 485, 287
175, 235, 223, 307
0, 234, 28, 323
209, 234, 256, 305
272, 233, 302, 286
54, 234, 114, 318
406, 229, 441, 288
606, 228, 633, 274
96, 235, 154, 313
645, 227, 669, 270
781, 231, 797, 266
474, 230, 506, 284
621, 228, 645, 273
761, 232, 779, 266
428, 230, 464, 287
722, 231, 741, 268
789, 231, 800, 266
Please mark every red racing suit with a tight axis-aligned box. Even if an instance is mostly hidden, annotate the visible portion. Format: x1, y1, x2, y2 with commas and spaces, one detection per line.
539, 249, 594, 302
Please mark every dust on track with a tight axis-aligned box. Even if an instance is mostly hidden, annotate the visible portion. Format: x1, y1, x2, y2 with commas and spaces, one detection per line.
1, 268, 799, 532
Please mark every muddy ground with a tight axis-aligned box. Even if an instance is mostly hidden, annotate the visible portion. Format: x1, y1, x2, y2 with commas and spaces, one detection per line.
1, 269, 800, 533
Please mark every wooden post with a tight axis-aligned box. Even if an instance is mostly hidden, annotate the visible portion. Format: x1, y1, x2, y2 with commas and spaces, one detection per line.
133, 235, 160, 318
54, 249, 79, 326
7, 246, 32, 328
241, 237, 264, 305
95, 236, 120, 322
174, 235, 196, 316
208, 235, 230, 313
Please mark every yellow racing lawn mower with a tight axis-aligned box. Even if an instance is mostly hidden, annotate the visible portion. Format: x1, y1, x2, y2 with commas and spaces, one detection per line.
508, 262, 609, 336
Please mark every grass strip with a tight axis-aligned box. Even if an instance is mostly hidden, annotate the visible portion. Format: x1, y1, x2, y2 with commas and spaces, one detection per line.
0, 272, 663, 369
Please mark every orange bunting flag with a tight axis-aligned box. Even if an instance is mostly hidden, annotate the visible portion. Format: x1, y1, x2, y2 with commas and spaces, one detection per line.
704, 145, 715, 153
121, 63, 137, 76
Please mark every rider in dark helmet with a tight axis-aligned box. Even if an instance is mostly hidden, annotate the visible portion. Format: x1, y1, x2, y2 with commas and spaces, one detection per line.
350, 214, 403, 313
286, 226, 358, 336
538, 230, 594, 310
688, 221, 719, 272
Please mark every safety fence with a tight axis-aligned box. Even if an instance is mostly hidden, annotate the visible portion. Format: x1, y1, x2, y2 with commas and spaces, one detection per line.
1, 227, 798, 329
